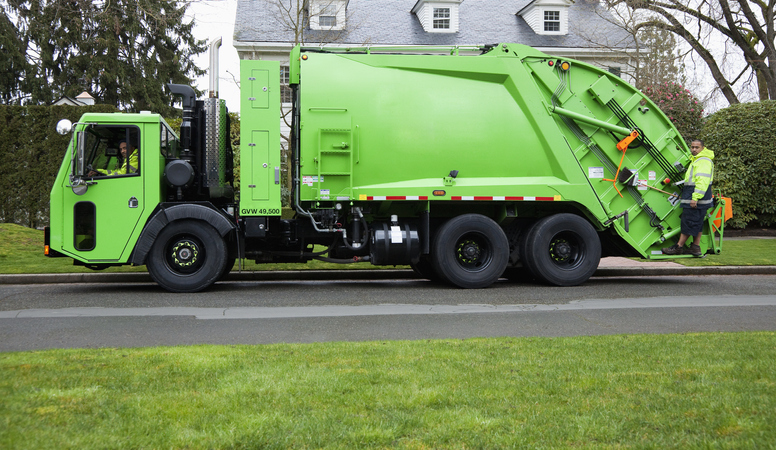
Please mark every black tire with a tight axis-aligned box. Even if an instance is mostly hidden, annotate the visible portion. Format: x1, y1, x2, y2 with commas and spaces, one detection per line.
218, 258, 236, 282
410, 256, 443, 282
431, 214, 509, 289
146, 221, 228, 293
522, 214, 601, 286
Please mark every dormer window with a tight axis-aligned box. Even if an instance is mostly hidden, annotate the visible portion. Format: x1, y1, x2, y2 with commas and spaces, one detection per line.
517, 0, 573, 36
544, 10, 560, 32
308, 0, 348, 31
320, 5, 337, 27
412, 0, 463, 33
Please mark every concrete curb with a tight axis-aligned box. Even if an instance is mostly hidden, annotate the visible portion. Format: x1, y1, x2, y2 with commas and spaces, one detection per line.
1, 266, 775, 285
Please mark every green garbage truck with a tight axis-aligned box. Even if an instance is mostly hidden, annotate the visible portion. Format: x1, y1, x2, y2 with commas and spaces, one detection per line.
45, 42, 726, 292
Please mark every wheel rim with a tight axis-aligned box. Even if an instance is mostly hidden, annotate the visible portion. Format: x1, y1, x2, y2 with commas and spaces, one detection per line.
453, 233, 493, 272
165, 235, 205, 275
547, 231, 585, 270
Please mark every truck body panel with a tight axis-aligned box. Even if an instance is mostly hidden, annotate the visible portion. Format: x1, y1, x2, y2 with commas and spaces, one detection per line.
280, 44, 690, 258
239, 61, 283, 216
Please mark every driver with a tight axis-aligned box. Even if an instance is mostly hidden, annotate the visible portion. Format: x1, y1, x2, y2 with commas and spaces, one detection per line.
89, 140, 138, 176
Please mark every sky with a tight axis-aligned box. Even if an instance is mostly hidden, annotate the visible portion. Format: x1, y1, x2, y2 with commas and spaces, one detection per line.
186, 0, 242, 113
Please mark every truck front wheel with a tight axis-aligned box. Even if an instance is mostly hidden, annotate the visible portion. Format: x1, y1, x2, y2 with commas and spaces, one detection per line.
522, 214, 601, 286
146, 221, 228, 293
432, 214, 509, 288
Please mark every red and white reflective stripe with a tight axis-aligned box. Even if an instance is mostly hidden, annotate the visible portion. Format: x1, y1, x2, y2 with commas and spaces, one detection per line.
365, 196, 429, 201
451, 196, 557, 201
360, 195, 558, 201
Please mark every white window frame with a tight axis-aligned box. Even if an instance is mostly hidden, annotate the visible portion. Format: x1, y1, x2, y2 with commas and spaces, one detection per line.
543, 10, 560, 32
280, 65, 292, 104
319, 4, 337, 28
433, 7, 451, 29
309, 0, 346, 31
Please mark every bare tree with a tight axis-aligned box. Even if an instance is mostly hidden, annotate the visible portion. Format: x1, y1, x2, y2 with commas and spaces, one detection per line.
574, 3, 689, 90
603, 0, 776, 104
271, 0, 354, 46
566, 1, 692, 103
635, 27, 689, 88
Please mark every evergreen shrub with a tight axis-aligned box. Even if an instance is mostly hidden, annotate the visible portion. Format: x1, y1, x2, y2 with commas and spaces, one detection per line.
701, 101, 776, 228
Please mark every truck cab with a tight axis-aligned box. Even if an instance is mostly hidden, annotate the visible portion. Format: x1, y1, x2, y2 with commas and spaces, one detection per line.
47, 113, 174, 266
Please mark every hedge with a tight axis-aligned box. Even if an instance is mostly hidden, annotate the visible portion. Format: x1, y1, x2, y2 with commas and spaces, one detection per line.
0, 105, 117, 228
701, 101, 776, 228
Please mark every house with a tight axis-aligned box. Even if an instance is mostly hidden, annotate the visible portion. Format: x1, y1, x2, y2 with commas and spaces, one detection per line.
233, 0, 637, 88
233, 0, 637, 146
53, 91, 95, 107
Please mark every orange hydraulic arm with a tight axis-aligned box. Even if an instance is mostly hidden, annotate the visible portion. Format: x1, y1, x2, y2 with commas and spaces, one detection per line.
603, 130, 640, 198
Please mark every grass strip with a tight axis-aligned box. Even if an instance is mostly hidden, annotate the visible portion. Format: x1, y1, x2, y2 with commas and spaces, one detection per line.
673, 237, 776, 266
2, 332, 775, 448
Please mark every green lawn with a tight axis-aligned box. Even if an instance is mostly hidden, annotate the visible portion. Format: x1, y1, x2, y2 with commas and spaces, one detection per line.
672, 237, 776, 266
1, 223, 774, 274
2, 332, 774, 449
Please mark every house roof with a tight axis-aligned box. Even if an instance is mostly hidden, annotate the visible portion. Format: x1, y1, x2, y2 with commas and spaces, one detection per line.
53, 96, 86, 107
233, 0, 636, 50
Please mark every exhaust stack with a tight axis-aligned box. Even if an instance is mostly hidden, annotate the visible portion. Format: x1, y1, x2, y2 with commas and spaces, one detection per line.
209, 37, 222, 98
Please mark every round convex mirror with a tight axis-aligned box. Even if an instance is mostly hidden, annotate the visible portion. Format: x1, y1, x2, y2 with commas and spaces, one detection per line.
56, 119, 73, 135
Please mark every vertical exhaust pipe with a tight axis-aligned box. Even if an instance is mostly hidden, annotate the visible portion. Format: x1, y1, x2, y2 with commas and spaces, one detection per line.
209, 37, 222, 98
168, 83, 196, 161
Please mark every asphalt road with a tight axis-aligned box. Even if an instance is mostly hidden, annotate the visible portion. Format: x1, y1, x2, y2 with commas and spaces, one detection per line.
2, 274, 776, 351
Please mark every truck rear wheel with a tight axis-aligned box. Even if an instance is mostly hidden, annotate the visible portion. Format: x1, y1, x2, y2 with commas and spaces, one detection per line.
432, 214, 509, 288
522, 214, 600, 286
410, 256, 443, 282
146, 221, 228, 293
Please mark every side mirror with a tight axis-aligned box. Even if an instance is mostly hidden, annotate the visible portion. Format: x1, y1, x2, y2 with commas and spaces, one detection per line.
71, 178, 88, 195
68, 130, 90, 195
56, 119, 73, 135
74, 131, 86, 177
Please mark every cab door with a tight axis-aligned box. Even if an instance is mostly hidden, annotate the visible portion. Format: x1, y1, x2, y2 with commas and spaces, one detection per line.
61, 124, 145, 263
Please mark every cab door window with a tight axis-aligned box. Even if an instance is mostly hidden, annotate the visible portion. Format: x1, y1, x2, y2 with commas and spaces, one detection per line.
83, 126, 140, 177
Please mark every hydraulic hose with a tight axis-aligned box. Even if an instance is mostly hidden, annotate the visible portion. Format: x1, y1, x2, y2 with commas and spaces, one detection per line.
340, 207, 369, 252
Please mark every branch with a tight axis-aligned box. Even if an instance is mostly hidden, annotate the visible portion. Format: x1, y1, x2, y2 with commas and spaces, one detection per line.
617, 0, 742, 103
226, 70, 240, 89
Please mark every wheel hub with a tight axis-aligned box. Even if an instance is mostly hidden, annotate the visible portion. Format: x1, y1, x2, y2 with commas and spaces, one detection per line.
550, 239, 572, 261
171, 241, 198, 267
457, 240, 481, 263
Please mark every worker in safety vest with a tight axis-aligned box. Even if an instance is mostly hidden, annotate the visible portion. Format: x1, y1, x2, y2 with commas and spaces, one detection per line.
90, 140, 139, 176
662, 139, 714, 256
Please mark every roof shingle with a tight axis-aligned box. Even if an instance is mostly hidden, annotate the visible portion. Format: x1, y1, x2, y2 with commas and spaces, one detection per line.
234, 0, 635, 49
